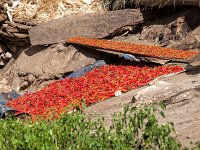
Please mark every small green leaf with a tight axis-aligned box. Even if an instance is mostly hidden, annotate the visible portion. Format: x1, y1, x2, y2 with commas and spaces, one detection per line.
160, 102, 166, 110
160, 111, 165, 118
82, 99, 87, 109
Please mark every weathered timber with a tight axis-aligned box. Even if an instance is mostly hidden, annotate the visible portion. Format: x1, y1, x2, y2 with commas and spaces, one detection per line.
110, 0, 200, 7
136, 0, 200, 6
29, 9, 143, 45
0, 20, 35, 43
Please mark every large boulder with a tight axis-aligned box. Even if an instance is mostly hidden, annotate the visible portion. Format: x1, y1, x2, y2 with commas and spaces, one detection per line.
7, 44, 100, 91
29, 9, 143, 45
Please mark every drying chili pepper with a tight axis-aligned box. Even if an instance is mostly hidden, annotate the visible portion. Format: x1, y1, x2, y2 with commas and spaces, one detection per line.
67, 37, 199, 59
7, 65, 184, 120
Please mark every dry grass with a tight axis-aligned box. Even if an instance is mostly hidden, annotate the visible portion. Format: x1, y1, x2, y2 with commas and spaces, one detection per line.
10, 0, 199, 23
9, 0, 156, 23
12, 0, 107, 23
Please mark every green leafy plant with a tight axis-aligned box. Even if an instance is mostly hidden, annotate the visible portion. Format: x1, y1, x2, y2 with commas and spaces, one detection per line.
0, 103, 181, 149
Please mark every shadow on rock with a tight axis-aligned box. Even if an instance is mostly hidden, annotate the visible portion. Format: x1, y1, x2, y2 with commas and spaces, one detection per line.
24, 45, 47, 56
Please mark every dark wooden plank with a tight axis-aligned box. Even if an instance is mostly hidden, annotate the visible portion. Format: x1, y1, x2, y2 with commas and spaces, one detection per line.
134, 0, 200, 6
29, 9, 143, 45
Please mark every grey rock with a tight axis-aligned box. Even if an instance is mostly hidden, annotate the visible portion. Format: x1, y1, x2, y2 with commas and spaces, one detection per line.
8, 43, 102, 90
29, 9, 143, 45
28, 74, 36, 82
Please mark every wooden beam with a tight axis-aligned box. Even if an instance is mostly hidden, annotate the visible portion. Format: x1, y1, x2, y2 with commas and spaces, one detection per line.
135, 0, 200, 6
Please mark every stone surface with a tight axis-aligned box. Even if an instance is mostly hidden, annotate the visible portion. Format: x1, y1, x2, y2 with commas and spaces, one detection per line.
29, 9, 143, 45
174, 26, 200, 50
2, 52, 12, 60
140, 16, 191, 44
7, 43, 110, 90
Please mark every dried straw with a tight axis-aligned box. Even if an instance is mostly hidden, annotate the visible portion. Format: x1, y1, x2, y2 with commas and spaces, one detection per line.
13, 0, 106, 23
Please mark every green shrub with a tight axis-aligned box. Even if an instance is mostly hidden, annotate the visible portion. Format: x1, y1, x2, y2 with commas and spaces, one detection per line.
0, 104, 180, 150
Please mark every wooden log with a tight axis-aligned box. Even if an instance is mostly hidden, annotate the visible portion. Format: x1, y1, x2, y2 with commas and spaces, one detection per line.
0, 18, 33, 44
29, 9, 143, 45
9, 22, 32, 31
13, 33, 29, 39
0, 14, 7, 23
134, 0, 200, 6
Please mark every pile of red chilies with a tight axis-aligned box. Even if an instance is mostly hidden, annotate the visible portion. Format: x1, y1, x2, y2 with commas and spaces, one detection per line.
67, 37, 200, 59
7, 65, 184, 120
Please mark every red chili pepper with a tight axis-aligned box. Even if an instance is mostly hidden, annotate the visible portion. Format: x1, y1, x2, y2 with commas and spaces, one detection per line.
7, 64, 184, 120
67, 37, 200, 59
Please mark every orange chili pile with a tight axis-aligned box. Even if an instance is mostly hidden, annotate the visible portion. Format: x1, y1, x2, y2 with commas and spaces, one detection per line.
67, 37, 199, 59
7, 65, 184, 120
